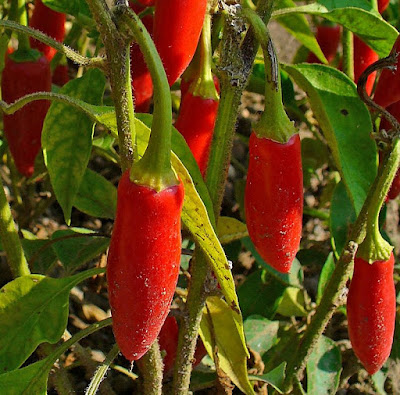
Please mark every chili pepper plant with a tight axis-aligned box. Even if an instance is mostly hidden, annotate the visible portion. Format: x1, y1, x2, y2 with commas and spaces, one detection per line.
0, 0, 400, 394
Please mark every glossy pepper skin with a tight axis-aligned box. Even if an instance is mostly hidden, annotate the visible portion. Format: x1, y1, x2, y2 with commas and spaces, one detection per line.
2, 55, 51, 177
374, 35, 400, 108
153, 0, 208, 85
245, 133, 303, 273
307, 25, 341, 64
130, 11, 154, 112
29, 0, 66, 61
379, 101, 400, 200
378, 0, 390, 13
354, 35, 378, 95
107, 170, 184, 361
136, 0, 155, 5
175, 76, 220, 175
347, 253, 396, 374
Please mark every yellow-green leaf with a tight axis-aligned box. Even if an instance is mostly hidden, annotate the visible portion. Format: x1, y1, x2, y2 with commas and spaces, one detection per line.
217, 216, 248, 244
200, 296, 255, 395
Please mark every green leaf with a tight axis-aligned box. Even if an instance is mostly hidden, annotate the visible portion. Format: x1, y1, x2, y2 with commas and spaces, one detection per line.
0, 269, 102, 373
276, 287, 308, 317
330, 181, 356, 256
275, 0, 328, 63
283, 64, 377, 214
217, 216, 248, 244
244, 315, 279, 355
200, 297, 255, 395
306, 335, 342, 395
249, 362, 287, 393
371, 370, 387, 395
317, 253, 335, 304
74, 168, 117, 219
21, 238, 57, 275
238, 270, 286, 319
0, 359, 47, 395
51, 228, 109, 274
42, 69, 106, 224
42, 0, 92, 19
273, 0, 398, 57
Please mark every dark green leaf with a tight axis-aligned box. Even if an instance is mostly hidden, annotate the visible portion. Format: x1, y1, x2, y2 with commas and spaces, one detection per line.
42, 0, 91, 19
273, 0, 398, 57
74, 168, 117, 219
244, 315, 279, 355
237, 270, 286, 319
306, 335, 342, 395
51, 228, 109, 274
42, 69, 106, 224
0, 270, 101, 373
330, 181, 356, 256
21, 239, 57, 274
283, 64, 377, 214
317, 253, 335, 304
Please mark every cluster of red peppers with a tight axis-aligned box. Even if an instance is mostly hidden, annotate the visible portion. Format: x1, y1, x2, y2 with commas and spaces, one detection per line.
2, 0, 66, 178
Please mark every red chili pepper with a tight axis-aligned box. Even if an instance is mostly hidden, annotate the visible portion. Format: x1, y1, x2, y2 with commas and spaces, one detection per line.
378, 0, 390, 13
157, 315, 179, 375
245, 133, 303, 273
347, 253, 396, 374
153, 0, 208, 86
1, 55, 51, 177
157, 315, 207, 375
354, 35, 378, 96
136, 0, 155, 6
107, 170, 184, 361
307, 25, 341, 64
52, 64, 69, 86
130, 12, 154, 112
29, 0, 66, 62
374, 35, 400, 108
175, 76, 220, 175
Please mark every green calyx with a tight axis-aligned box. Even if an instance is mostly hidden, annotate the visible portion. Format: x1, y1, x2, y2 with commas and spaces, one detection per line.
242, 8, 295, 143
9, 48, 42, 63
357, 138, 400, 262
190, 11, 219, 101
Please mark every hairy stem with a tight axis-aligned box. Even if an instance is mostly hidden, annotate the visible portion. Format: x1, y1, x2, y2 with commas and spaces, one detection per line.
136, 342, 163, 395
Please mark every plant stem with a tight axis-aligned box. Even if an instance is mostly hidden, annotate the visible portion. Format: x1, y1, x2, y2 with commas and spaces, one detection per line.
85, 0, 134, 171
282, 138, 400, 392
0, 175, 30, 277
0, 20, 105, 69
136, 342, 163, 395
342, 28, 354, 80
10, 0, 30, 51
172, 1, 274, 393
116, 6, 177, 190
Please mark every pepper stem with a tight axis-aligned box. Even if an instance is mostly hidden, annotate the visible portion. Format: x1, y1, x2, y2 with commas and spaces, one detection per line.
116, 6, 178, 191
11, 0, 30, 51
357, 138, 400, 262
242, 8, 296, 143
191, 9, 219, 100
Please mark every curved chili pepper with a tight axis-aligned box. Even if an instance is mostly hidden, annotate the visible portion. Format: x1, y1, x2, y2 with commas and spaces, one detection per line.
130, 12, 154, 112
52, 64, 69, 86
373, 35, 400, 108
354, 35, 378, 96
1, 55, 51, 177
378, 0, 390, 13
153, 0, 208, 85
136, 0, 155, 5
29, 0, 66, 61
107, 170, 184, 361
175, 76, 220, 175
307, 24, 341, 64
347, 253, 396, 374
245, 133, 303, 273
